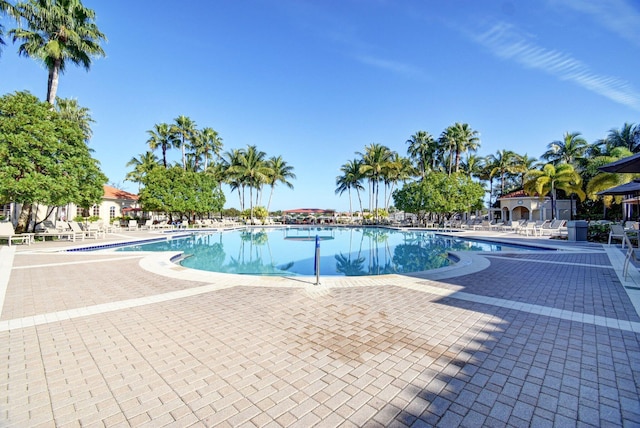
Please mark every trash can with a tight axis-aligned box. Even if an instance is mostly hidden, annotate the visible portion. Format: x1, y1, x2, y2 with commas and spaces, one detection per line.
567, 220, 588, 242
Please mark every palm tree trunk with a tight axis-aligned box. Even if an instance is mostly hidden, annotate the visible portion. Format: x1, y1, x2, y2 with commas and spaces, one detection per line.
47, 62, 61, 104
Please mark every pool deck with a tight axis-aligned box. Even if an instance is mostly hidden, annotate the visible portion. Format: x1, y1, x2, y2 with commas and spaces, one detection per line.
1, 227, 640, 427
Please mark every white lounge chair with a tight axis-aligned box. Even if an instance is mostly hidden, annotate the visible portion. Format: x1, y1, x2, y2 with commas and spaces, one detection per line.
608, 224, 627, 248
69, 221, 101, 239
0, 222, 33, 246
127, 220, 138, 231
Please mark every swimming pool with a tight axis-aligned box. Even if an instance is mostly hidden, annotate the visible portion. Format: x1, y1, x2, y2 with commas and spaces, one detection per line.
116, 226, 536, 276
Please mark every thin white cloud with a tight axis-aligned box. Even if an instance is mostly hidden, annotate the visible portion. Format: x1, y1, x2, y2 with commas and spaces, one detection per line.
476, 22, 640, 110
355, 54, 427, 80
552, 0, 640, 46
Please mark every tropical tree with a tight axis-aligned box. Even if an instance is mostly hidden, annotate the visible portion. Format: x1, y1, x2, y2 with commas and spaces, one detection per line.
220, 148, 245, 211
198, 127, 223, 172
524, 163, 586, 219
512, 153, 540, 187
146, 123, 173, 168
229, 145, 270, 220
541, 132, 589, 167
487, 149, 518, 197
10, 0, 107, 104
406, 131, 437, 178
0, 1, 18, 56
604, 122, 640, 153
55, 97, 93, 141
125, 151, 159, 191
450, 122, 480, 173
171, 115, 196, 170
0, 91, 107, 232
335, 158, 365, 217
358, 143, 394, 221
585, 146, 636, 206
265, 155, 295, 213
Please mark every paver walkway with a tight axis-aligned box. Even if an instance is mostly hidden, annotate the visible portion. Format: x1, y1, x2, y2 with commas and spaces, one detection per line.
1, 229, 639, 427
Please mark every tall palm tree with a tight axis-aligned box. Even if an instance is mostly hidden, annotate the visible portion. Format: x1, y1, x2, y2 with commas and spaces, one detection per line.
10, 0, 107, 104
0, 1, 18, 54
541, 132, 589, 167
585, 146, 636, 206
512, 153, 540, 187
198, 127, 223, 172
406, 131, 436, 179
220, 148, 245, 211
524, 163, 585, 219
55, 97, 94, 141
265, 156, 295, 213
146, 123, 172, 168
384, 154, 415, 211
171, 115, 196, 170
487, 149, 518, 197
451, 122, 480, 173
358, 143, 394, 221
462, 153, 485, 180
335, 158, 365, 217
125, 151, 159, 191
230, 145, 270, 220
605, 122, 640, 153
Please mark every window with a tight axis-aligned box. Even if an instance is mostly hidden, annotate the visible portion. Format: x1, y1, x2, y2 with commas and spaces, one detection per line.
92, 205, 100, 217
109, 206, 116, 220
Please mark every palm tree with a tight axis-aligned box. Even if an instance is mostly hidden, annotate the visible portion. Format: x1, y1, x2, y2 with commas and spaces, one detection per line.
585, 146, 636, 206
524, 163, 586, 219
230, 145, 270, 220
0, 1, 18, 55
10, 0, 107, 104
125, 151, 159, 191
384, 154, 415, 211
541, 132, 589, 167
146, 123, 172, 168
605, 122, 640, 153
451, 123, 480, 173
406, 131, 436, 179
265, 156, 295, 213
220, 148, 246, 210
198, 127, 223, 172
487, 149, 518, 197
358, 143, 394, 221
55, 97, 94, 141
335, 158, 365, 217
462, 153, 485, 180
512, 153, 540, 187
171, 115, 196, 170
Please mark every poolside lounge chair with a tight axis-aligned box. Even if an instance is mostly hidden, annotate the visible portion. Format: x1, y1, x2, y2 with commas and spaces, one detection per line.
623, 234, 640, 279
69, 221, 101, 239
608, 224, 627, 248
0, 222, 33, 246
35, 224, 83, 242
139, 219, 153, 230
540, 220, 566, 237
127, 220, 138, 231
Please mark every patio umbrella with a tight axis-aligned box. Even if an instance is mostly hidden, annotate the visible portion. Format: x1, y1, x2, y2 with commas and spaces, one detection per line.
598, 179, 640, 221
596, 179, 640, 196
598, 152, 640, 173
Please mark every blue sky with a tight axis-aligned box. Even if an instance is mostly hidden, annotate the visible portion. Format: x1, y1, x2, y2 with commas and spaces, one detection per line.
2, 0, 639, 212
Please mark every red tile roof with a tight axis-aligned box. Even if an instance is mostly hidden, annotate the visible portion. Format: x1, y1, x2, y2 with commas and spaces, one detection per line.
103, 185, 138, 201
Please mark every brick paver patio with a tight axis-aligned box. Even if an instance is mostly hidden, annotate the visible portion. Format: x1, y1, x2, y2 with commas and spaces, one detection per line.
1, 229, 639, 427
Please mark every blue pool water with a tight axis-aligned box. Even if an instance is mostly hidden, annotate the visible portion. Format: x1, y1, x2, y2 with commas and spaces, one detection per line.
116, 226, 536, 276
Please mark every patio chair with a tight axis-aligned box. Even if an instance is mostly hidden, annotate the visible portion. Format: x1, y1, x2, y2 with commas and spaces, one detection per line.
623, 234, 640, 279
127, 219, 138, 231
139, 219, 153, 230
608, 224, 627, 248
0, 222, 33, 246
69, 221, 101, 239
